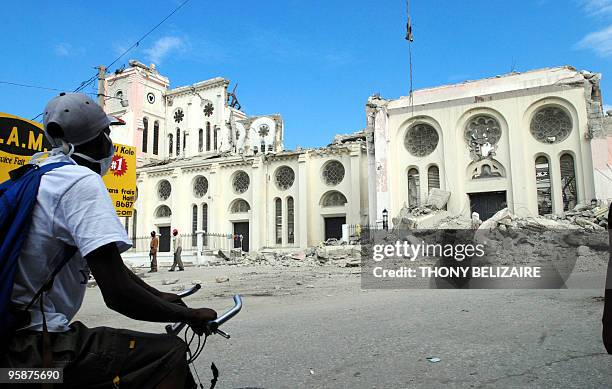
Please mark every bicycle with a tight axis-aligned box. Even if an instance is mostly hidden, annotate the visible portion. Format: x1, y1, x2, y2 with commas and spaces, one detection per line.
165, 284, 242, 388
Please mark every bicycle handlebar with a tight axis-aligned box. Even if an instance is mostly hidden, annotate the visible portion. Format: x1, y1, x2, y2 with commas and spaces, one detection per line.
176, 283, 201, 298
165, 284, 242, 338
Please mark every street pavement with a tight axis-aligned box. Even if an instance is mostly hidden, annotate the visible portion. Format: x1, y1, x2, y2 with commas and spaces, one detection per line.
75, 266, 611, 388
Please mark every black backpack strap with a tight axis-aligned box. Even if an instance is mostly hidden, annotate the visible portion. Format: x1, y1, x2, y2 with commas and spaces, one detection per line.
24, 245, 78, 313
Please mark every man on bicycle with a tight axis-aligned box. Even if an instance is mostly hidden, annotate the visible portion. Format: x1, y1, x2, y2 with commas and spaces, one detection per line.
2, 93, 216, 388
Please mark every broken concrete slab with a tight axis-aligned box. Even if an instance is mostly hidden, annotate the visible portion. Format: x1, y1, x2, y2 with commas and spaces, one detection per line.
426, 188, 451, 210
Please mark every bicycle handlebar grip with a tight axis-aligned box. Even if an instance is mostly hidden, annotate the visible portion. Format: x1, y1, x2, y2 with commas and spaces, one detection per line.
210, 294, 242, 327
176, 283, 201, 298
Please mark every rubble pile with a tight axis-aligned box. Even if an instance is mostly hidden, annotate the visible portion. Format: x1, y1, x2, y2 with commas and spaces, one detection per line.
476, 205, 608, 232
206, 244, 362, 268
392, 189, 452, 229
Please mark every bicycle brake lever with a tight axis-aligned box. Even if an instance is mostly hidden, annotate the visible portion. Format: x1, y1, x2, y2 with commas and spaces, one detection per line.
214, 329, 230, 339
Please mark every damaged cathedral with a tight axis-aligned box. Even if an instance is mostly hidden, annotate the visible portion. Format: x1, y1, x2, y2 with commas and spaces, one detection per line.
104, 61, 611, 262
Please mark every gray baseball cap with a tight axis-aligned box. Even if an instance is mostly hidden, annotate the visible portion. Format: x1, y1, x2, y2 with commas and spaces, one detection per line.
43, 92, 124, 146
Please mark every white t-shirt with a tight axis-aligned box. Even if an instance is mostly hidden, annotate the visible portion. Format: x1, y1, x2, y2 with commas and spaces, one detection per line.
10, 152, 132, 332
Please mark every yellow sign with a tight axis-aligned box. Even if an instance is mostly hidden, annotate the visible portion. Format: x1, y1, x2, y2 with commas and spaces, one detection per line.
0, 112, 136, 218
102, 144, 137, 218
0, 112, 51, 182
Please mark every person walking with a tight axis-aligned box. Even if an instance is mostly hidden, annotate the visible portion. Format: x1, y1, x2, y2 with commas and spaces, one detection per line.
149, 231, 159, 273
169, 229, 184, 272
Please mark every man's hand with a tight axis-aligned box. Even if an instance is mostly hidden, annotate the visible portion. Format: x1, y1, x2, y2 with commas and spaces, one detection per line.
187, 308, 218, 335
159, 292, 186, 307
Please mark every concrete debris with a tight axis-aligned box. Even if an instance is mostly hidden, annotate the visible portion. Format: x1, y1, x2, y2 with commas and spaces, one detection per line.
474, 205, 608, 232
215, 277, 230, 283
191, 280, 202, 285
471, 212, 483, 229
429, 204, 608, 231
324, 238, 345, 246
425, 189, 451, 210
200, 245, 363, 268
162, 278, 179, 285
217, 250, 231, 261
392, 195, 451, 229
171, 285, 185, 292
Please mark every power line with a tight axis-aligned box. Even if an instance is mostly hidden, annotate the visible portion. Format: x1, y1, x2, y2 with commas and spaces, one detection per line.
0, 80, 63, 92
28, 0, 194, 120
74, 0, 193, 93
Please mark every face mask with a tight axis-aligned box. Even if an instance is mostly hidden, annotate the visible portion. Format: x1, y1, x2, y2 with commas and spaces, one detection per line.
70, 133, 115, 176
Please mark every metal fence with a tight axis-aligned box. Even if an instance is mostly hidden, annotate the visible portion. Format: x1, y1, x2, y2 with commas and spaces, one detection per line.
202, 232, 244, 252
126, 232, 239, 253
347, 224, 384, 243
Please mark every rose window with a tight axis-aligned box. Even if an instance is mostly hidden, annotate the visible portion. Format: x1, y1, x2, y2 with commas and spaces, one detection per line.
404, 123, 439, 157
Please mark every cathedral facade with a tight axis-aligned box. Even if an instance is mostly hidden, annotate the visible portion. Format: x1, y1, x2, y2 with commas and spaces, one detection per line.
366, 66, 611, 226
104, 61, 369, 257
104, 62, 611, 261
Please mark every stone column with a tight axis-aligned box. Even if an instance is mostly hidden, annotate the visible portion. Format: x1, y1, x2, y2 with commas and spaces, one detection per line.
349, 144, 361, 225
196, 230, 205, 266
297, 153, 308, 248
370, 99, 390, 226
209, 163, 219, 233
251, 157, 263, 250
365, 125, 377, 225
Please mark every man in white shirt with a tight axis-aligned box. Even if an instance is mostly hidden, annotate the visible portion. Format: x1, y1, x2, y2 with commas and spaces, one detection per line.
170, 229, 184, 272
1, 93, 216, 388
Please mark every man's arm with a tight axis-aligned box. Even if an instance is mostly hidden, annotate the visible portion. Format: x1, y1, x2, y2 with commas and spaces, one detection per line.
123, 264, 183, 304
86, 242, 215, 330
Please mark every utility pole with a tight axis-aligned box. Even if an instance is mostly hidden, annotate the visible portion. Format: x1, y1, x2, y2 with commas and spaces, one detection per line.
96, 65, 106, 110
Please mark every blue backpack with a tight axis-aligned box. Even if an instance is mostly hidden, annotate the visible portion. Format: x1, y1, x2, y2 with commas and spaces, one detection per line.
0, 161, 75, 345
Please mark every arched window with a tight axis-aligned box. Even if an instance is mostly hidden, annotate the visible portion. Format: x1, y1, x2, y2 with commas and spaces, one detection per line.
407, 168, 420, 207
153, 121, 159, 155
231, 199, 250, 213
168, 134, 173, 156
155, 205, 172, 218
176, 128, 180, 156
427, 165, 440, 194
202, 203, 208, 245
275, 198, 282, 245
182, 132, 186, 155
214, 127, 218, 150
142, 117, 149, 153
198, 129, 203, 152
535, 156, 552, 215
206, 122, 211, 151
560, 154, 577, 211
192, 205, 198, 246
287, 197, 295, 244
321, 191, 347, 207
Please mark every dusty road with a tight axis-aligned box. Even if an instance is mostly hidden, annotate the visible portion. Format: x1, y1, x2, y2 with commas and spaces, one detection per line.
75, 265, 611, 388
